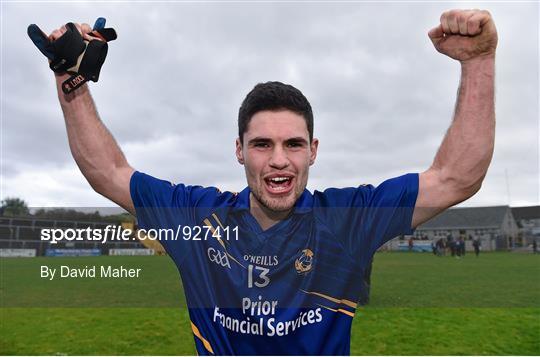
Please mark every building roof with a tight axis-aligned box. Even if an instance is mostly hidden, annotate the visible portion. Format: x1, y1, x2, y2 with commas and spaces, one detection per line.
417, 205, 510, 230
511, 206, 540, 221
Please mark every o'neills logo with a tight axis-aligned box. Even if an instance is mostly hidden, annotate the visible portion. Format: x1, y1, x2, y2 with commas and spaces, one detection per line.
295, 249, 314, 274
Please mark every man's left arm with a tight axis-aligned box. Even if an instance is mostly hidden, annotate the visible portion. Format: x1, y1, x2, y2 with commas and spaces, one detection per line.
412, 9, 498, 228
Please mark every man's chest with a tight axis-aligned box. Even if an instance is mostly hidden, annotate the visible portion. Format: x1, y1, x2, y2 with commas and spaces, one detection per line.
177, 212, 364, 312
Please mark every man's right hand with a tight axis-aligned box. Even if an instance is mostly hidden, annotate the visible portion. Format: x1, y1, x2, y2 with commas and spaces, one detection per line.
28, 18, 117, 93
49, 21, 99, 42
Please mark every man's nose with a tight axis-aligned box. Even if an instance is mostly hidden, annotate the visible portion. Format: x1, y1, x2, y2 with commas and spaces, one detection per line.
269, 146, 289, 169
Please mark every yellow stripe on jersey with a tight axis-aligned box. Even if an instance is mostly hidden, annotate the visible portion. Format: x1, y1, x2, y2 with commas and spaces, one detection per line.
203, 219, 226, 248
225, 252, 246, 268
316, 304, 355, 317
301, 289, 358, 309
191, 321, 214, 354
203, 218, 245, 269
212, 213, 225, 230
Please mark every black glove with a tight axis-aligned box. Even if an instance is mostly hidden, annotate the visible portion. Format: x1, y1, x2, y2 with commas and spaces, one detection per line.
28, 18, 117, 94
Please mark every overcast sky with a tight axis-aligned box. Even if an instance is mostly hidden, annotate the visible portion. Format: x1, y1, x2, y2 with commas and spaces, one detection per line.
1, 1, 538, 209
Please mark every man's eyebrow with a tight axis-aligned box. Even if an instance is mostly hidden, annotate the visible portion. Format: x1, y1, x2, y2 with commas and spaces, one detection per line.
285, 137, 308, 144
247, 137, 272, 145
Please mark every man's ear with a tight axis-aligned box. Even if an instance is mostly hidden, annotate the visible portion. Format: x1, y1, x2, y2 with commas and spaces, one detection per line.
235, 138, 244, 165
309, 138, 319, 166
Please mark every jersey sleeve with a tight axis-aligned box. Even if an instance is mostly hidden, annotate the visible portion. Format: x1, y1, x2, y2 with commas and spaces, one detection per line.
129, 171, 221, 265
361, 173, 419, 255
316, 173, 418, 263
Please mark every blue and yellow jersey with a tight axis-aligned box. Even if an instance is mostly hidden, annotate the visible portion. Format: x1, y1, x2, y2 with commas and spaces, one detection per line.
130, 171, 418, 355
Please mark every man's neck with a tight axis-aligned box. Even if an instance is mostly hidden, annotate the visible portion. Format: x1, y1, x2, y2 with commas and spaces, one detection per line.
249, 193, 292, 231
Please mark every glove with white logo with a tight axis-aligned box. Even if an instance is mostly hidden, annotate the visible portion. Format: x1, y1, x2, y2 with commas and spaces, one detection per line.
28, 17, 117, 94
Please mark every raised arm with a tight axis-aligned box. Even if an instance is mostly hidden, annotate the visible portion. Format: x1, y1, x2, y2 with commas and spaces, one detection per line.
412, 9, 498, 228
50, 23, 135, 214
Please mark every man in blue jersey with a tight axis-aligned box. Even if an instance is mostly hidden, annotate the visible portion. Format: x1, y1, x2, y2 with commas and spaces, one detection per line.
43, 9, 497, 355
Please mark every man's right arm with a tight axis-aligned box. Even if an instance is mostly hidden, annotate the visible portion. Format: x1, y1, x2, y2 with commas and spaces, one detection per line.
56, 73, 135, 214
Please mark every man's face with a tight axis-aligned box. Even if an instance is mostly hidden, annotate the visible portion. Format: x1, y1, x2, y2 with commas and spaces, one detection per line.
236, 110, 318, 213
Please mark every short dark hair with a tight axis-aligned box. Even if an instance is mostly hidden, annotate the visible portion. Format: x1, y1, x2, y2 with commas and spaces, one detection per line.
238, 81, 313, 143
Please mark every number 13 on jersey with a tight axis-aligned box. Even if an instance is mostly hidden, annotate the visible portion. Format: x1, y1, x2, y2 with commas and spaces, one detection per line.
247, 264, 270, 288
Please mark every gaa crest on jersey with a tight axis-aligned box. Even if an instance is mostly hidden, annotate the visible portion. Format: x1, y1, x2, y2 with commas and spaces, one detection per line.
207, 247, 231, 269
295, 248, 314, 274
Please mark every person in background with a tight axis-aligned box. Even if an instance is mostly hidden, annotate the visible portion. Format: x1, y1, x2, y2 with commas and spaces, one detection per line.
473, 237, 481, 257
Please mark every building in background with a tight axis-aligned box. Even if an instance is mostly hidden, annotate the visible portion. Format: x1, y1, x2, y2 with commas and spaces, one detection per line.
383, 206, 521, 252
413, 206, 518, 251
511, 206, 540, 247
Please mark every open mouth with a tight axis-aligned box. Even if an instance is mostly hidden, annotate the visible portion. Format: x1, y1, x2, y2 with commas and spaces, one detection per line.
264, 176, 294, 194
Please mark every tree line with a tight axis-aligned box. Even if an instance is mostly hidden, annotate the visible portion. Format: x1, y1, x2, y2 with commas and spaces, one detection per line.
0, 197, 133, 223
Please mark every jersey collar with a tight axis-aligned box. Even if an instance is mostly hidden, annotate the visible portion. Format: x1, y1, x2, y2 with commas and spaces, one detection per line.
234, 187, 313, 214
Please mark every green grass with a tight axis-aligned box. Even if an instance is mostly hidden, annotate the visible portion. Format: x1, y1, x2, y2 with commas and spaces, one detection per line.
369, 252, 540, 307
1, 252, 539, 355
1, 255, 186, 307
351, 307, 539, 355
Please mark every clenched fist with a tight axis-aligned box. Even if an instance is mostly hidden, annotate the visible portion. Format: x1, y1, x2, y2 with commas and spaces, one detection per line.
428, 9, 497, 62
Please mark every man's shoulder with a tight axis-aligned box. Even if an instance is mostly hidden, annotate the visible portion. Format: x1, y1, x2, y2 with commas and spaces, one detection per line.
311, 184, 375, 208
178, 185, 243, 209
130, 171, 243, 209
311, 174, 419, 209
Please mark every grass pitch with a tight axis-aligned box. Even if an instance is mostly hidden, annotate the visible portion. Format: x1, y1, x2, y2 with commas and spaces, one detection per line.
1, 252, 539, 355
